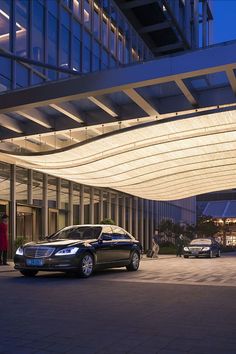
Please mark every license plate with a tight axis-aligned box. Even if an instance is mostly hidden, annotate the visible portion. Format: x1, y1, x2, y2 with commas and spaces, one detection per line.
26, 259, 44, 266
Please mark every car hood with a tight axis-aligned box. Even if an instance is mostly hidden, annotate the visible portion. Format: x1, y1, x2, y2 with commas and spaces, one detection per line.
24, 239, 95, 247
188, 244, 211, 248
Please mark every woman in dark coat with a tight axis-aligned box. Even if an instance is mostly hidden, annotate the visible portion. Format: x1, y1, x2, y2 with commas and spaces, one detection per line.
0, 214, 9, 265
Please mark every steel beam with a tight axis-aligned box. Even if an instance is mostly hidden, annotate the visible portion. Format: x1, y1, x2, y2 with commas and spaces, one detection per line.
124, 88, 159, 116
175, 79, 198, 107
0, 115, 23, 133
50, 102, 84, 123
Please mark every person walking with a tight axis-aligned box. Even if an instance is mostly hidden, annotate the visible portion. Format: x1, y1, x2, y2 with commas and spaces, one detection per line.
0, 214, 9, 265
152, 229, 160, 258
176, 234, 184, 257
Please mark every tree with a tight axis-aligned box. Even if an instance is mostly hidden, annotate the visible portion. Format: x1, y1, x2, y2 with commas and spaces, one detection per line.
99, 218, 115, 225
196, 215, 219, 238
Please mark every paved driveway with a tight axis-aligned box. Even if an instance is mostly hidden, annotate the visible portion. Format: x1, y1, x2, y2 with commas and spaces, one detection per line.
93, 253, 236, 287
0, 253, 236, 354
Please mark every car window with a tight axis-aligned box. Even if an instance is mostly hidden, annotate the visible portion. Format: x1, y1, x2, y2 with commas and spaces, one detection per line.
112, 227, 131, 240
190, 239, 212, 245
49, 226, 102, 240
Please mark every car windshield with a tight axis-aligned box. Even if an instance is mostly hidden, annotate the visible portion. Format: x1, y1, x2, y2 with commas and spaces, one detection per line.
48, 226, 102, 240
190, 239, 212, 245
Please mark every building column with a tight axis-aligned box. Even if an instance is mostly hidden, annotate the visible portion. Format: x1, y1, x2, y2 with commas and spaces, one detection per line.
107, 192, 112, 219
122, 196, 126, 229
80, 185, 84, 224
115, 194, 119, 225
10, 164, 16, 256
139, 199, 144, 250
89, 187, 94, 224
134, 197, 139, 239
145, 200, 149, 251
99, 190, 103, 222
27, 169, 33, 205
68, 181, 73, 225
128, 197, 132, 234
150, 200, 154, 250
42, 174, 48, 236
57, 178, 61, 210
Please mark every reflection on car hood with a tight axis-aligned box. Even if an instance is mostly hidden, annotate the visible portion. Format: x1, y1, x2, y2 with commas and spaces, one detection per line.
188, 244, 210, 248
25, 239, 96, 247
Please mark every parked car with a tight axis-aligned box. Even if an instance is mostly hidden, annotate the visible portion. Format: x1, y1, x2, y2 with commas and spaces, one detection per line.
183, 238, 221, 258
14, 224, 142, 278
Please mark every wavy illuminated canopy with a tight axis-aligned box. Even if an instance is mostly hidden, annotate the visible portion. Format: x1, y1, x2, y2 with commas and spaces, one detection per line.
6, 109, 236, 201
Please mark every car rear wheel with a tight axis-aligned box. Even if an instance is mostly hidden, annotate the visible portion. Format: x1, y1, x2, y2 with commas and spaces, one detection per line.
184, 255, 189, 258
20, 270, 38, 277
216, 250, 221, 257
126, 251, 140, 271
77, 253, 94, 278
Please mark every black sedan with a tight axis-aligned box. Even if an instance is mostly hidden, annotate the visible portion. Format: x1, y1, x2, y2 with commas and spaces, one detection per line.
183, 238, 221, 258
14, 224, 142, 278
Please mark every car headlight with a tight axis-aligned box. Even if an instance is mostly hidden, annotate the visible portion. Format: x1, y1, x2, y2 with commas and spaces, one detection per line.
202, 247, 210, 251
55, 247, 79, 256
183, 247, 189, 251
15, 247, 24, 256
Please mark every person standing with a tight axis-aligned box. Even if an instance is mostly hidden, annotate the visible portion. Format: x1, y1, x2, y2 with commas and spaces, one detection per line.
152, 229, 160, 258
176, 234, 184, 257
0, 214, 9, 265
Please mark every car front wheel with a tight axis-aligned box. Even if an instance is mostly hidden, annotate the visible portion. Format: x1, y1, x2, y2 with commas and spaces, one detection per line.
20, 270, 38, 277
78, 253, 94, 278
216, 250, 221, 257
209, 250, 213, 258
126, 251, 140, 271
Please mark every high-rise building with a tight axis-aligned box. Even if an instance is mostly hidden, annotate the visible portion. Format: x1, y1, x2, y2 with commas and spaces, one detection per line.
0, 1, 212, 255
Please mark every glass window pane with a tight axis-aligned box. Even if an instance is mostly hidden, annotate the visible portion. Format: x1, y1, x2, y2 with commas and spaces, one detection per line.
16, 63, 28, 88
93, 9, 100, 39
102, 19, 108, 47
83, 0, 91, 30
32, 0, 45, 62
0, 56, 11, 91
48, 13, 57, 66
0, 0, 11, 51
0, 162, 10, 201
16, 167, 28, 204
15, 0, 28, 57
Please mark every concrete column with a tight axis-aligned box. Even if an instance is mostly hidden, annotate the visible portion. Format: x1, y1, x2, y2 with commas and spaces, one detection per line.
89, 187, 94, 224
68, 181, 73, 225
134, 197, 139, 239
139, 199, 144, 250
10, 164, 16, 256
42, 174, 48, 236
145, 200, 149, 251
128, 197, 132, 234
99, 190, 103, 222
122, 196, 126, 229
115, 194, 119, 226
107, 192, 112, 219
80, 185, 84, 224
57, 178, 61, 210
27, 169, 33, 205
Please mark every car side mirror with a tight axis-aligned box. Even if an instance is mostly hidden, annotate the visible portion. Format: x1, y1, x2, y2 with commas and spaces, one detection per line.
100, 234, 112, 241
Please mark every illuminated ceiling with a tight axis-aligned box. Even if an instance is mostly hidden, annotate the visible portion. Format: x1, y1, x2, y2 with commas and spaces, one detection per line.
1, 40, 236, 200
3, 108, 236, 201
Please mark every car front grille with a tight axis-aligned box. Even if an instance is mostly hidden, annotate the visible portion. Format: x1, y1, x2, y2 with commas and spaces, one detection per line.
189, 247, 202, 252
24, 247, 55, 258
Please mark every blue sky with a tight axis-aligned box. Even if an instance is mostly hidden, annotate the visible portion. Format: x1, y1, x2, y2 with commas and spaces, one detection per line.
212, 0, 236, 43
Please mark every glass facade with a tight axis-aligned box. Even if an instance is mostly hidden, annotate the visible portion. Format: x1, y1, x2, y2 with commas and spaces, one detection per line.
0, 0, 153, 92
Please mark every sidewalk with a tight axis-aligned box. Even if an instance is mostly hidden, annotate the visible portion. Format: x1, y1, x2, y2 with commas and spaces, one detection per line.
0, 261, 15, 272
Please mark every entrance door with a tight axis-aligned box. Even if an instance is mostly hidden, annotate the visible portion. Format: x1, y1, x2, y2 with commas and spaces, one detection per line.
16, 205, 39, 242
48, 209, 59, 235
